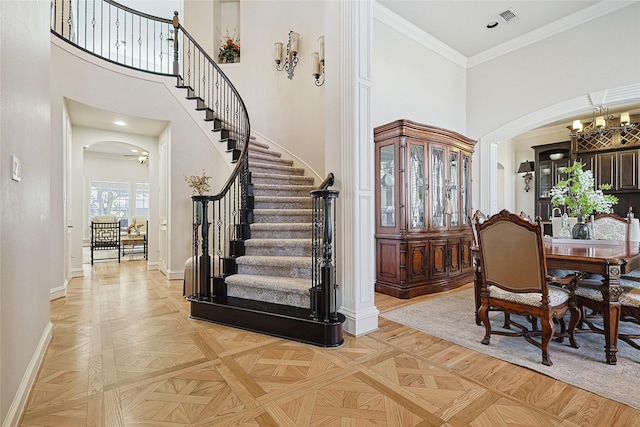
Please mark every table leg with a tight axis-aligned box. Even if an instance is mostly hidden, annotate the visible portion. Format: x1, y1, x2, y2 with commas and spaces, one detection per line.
600, 265, 624, 365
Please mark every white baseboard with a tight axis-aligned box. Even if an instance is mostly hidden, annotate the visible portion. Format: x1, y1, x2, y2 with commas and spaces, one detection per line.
165, 269, 185, 281
50, 280, 68, 301
70, 267, 84, 278
339, 306, 380, 337
2, 323, 52, 427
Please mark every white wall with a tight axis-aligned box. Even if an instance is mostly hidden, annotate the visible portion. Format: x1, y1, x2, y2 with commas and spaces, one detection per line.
210, 0, 327, 177
467, 2, 640, 141
76, 127, 157, 238
51, 37, 231, 279
0, 1, 52, 424
372, 14, 467, 133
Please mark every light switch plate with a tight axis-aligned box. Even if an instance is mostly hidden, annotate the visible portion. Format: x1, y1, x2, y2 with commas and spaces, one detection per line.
11, 155, 21, 182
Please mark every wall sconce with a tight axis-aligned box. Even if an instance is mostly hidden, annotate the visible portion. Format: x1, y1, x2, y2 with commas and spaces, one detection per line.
274, 31, 300, 79
311, 35, 324, 86
517, 160, 535, 192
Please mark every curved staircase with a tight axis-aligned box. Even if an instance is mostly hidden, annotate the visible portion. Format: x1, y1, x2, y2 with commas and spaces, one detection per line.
51, 0, 344, 347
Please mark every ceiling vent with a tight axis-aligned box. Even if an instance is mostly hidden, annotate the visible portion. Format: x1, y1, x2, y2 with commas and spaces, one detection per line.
498, 8, 517, 23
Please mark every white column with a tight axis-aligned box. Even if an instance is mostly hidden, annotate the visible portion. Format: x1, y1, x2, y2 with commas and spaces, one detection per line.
475, 137, 499, 215
335, 0, 379, 336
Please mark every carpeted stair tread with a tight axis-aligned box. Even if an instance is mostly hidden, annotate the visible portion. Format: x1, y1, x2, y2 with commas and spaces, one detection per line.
250, 223, 312, 231
245, 239, 311, 247
225, 274, 310, 293
249, 146, 281, 158
251, 172, 314, 186
225, 274, 311, 308
250, 153, 293, 166
248, 162, 305, 176
236, 255, 312, 267
253, 209, 313, 223
235, 255, 312, 279
249, 141, 270, 150
254, 196, 312, 209
254, 187, 314, 198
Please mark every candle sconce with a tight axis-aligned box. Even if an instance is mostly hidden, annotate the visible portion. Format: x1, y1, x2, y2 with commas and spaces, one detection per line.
274, 31, 300, 80
311, 35, 325, 86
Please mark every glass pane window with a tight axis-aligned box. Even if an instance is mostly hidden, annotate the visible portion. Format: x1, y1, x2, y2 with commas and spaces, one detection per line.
135, 182, 149, 216
90, 180, 129, 220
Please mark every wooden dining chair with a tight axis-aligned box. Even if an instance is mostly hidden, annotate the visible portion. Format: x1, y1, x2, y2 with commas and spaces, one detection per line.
587, 212, 628, 240
475, 209, 581, 366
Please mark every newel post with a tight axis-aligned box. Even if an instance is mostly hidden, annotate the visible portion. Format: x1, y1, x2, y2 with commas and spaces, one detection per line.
172, 11, 180, 76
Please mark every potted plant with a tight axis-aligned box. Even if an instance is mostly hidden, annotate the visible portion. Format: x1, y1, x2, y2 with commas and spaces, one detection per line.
218, 37, 240, 63
550, 162, 618, 239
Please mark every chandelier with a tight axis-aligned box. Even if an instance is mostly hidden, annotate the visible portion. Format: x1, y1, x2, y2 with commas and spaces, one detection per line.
569, 106, 637, 140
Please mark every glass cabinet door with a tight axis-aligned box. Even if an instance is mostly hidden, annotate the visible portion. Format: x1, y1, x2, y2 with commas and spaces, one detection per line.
555, 160, 570, 185
379, 144, 395, 227
461, 155, 471, 225
409, 144, 425, 228
449, 151, 459, 227
431, 146, 445, 228
539, 161, 552, 198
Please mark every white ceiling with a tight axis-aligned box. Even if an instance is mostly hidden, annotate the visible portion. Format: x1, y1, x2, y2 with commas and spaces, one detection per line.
67, 99, 168, 157
376, 1, 631, 60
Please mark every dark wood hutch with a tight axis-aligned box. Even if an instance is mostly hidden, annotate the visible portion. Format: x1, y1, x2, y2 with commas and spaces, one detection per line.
374, 120, 476, 298
534, 113, 640, 222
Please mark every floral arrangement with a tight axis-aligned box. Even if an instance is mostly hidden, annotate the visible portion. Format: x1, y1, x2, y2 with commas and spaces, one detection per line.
184, 169, 211, 195
128, 223, 144, 234
550, 162, 618, 218
218, 36, 240, 63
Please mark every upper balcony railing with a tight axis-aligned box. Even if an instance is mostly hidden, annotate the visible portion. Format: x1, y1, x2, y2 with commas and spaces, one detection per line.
51, 0, 177, 74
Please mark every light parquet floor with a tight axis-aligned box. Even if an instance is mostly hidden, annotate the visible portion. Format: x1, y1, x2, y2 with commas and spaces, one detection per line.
19, 260, 640, 426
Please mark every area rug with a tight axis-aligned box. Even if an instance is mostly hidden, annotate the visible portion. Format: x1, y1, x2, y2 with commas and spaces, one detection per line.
381, 287, 640, 409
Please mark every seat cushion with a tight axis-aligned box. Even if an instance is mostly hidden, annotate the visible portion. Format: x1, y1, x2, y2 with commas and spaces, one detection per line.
93, 215, 117, 223
577, 278, 640, 308
489, 285, 570, 307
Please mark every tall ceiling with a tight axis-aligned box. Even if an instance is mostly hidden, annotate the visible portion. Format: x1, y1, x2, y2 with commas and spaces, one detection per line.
376, 1, 631, 60
71, 0, 639, 150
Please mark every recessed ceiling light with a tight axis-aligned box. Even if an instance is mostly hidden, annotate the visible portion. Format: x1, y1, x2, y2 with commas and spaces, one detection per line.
487, 21, 499, 29
114, 120, 126, 126
131, 149, 139, 153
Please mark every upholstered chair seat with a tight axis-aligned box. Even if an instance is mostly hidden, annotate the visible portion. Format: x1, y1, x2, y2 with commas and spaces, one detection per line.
474, 209, 581, 366
489, 285, 572, 307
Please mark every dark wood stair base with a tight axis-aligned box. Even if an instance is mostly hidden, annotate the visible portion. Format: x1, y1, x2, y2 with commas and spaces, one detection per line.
189, 296, 345, 348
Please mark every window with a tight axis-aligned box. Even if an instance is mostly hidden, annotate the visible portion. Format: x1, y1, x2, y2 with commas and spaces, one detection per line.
90, 181, 129, 219
135, 182, 149, 216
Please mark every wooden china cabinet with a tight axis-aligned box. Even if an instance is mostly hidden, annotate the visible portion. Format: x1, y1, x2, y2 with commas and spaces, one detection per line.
374, 120, 476, 298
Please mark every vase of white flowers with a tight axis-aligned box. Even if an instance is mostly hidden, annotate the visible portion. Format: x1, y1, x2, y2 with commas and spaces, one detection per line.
550, 162, 618, 239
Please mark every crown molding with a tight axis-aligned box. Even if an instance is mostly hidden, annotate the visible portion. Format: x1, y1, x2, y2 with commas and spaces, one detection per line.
467, 0, 638, 68
374, 1, 638, 70
373, 2, 467, 69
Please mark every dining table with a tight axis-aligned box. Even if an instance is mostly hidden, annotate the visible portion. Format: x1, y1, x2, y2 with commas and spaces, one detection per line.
542, 238, 640, 365
472, 237, 640, 365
